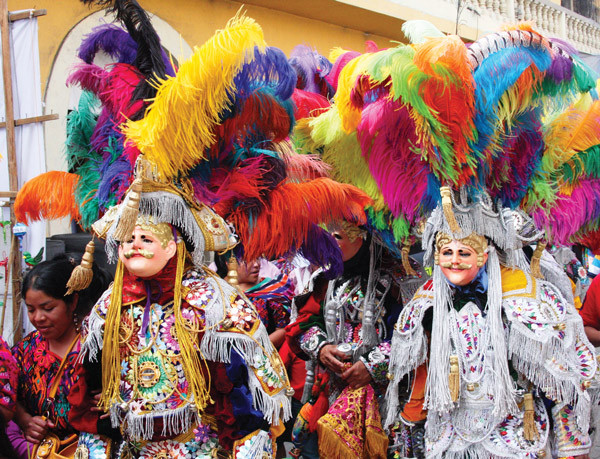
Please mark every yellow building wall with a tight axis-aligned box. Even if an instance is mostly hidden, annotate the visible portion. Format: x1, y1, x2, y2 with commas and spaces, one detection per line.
8, 0, 399, 98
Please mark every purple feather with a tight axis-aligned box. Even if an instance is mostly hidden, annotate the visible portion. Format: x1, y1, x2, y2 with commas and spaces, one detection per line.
234, 46, 297, 102
90, 114, 121, 156
97, 157, 132, 209
78, 24, 137, 65
547, 38, 576, 84
289, 44, 333, 96
297, 224, 343, 279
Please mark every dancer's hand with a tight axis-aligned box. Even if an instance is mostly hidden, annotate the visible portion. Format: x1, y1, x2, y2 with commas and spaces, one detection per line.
318, 344, 347, 373
342, 361, 372, 389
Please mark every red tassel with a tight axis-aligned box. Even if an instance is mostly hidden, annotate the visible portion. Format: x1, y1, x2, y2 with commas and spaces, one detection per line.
308, 373, 330, 432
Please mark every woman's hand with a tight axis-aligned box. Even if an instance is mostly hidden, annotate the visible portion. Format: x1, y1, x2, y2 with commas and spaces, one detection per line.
342, 361, 372, 389
22, 415, 54, 444
318, 344, 348, 373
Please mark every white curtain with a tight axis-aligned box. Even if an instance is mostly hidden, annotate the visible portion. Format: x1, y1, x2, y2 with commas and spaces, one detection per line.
0, 13, 46, 343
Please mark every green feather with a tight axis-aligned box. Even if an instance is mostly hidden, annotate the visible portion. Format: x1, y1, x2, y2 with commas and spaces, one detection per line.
65, 91, 100, 171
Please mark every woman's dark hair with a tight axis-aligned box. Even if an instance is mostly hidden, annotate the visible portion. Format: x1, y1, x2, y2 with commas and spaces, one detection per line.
213, 253, 230, 279
22, 253, 112, 319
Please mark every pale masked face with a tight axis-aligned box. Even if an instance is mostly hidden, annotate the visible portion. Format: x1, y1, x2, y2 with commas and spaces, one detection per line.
118, 226, 177, 278
331, 228, 363, 262
438, 240, 487, 286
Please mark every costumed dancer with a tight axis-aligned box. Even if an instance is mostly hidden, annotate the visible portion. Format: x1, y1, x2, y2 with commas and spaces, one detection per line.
70, 176, 293, 458
385, 190, 597, 458
286, 220, 425, 459
14, 0, 373, 456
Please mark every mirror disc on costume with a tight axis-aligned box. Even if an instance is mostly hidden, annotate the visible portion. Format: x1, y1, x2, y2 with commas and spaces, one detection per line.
74, 445, 89, 459
139, 361, 161, 388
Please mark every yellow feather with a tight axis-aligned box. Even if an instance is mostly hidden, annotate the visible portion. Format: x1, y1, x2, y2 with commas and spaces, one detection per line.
124, 14, 266, 179
334, 53, 374, 133
329, 47, 350, 63
543, 97, 600, 172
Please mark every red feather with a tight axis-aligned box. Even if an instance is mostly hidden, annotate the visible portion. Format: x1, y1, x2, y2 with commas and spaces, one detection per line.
291, 88, 330, 120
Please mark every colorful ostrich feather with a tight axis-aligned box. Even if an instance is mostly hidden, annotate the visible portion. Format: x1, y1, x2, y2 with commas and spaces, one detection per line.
15, 172, 81, 224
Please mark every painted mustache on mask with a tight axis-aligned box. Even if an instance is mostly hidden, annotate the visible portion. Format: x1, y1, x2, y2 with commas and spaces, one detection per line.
440, 262, 472, 270
123, 249, 154, 259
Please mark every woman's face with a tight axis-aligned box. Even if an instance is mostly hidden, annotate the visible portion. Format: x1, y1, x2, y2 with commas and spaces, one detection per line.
237, 259, 260, 286
24, 289, 76, 341
438, 240, 486, 286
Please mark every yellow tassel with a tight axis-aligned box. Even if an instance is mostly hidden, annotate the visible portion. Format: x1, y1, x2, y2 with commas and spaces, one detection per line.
523, 392, 538, 441
66, 241, 95, 295
224, 256, 239, 286
449, 355, 460, 402
317, 418, 355, 459
364, 425, 389, 459
440, 187, 460, 233
530, 241, 546, 279
112, 180, 142, 242
99, 260, 124, 411
173, 244, 211, 411
401, 245, 417, 277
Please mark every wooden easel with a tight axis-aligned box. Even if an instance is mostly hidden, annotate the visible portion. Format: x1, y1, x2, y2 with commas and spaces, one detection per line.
0, 1, 58, 342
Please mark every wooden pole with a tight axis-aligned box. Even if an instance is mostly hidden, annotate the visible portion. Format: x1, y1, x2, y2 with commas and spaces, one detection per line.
1, 0, 22, 343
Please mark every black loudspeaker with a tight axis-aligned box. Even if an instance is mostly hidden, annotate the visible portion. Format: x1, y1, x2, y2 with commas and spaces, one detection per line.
47, 233, 117, 277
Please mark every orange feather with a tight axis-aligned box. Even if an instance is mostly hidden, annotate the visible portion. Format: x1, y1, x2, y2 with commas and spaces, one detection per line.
14, 171, 81, 223
228, 178, 372, 260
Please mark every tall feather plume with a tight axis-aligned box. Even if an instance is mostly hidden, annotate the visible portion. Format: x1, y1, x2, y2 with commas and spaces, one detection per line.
542, 97, 600, 174
124, 14, 266, 178
81, 0, 174, 116
15, 172, 81, 223
65, 90, 103, 228
357, 96, 433, 223
306, 106, 387, 210
560, 144, 600, 185
469, 27, 558, 165
487, 111, 545, 208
